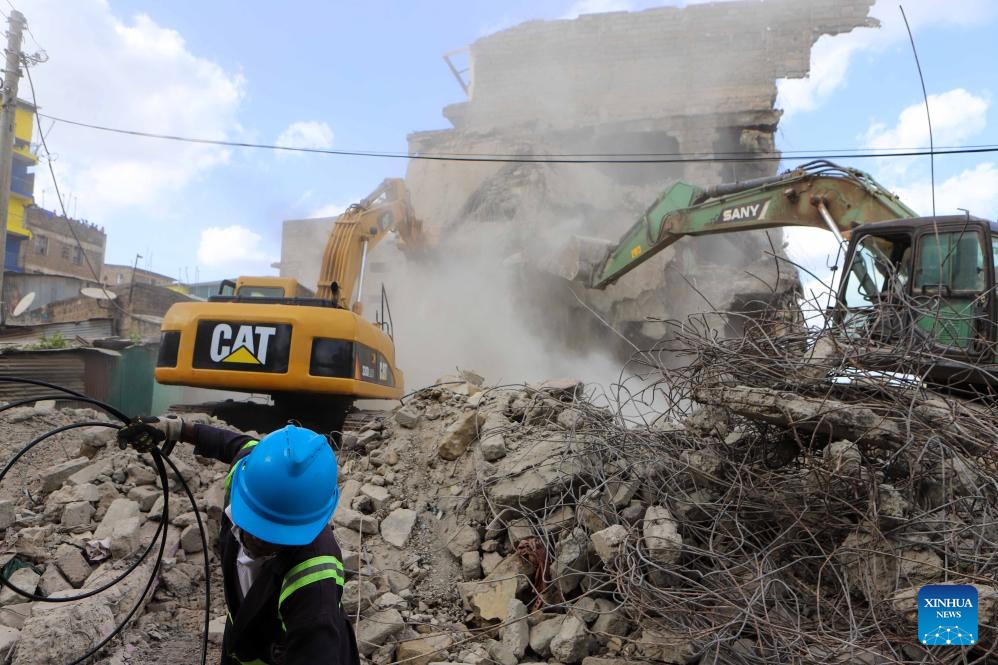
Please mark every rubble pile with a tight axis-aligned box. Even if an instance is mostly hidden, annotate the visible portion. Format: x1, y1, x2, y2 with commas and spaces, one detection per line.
0, 350, 994, 664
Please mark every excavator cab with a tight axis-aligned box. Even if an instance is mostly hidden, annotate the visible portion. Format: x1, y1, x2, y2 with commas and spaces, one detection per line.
835, 215, 998, 384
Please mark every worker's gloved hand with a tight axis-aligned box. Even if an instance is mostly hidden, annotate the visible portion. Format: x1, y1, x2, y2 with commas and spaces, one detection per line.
117, 415, 184, 453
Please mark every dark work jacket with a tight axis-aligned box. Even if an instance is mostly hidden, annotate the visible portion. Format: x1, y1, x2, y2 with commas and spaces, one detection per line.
192, 424, 360, 665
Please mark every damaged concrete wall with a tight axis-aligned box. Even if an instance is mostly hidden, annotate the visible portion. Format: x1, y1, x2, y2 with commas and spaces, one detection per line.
404, 0, 876, 350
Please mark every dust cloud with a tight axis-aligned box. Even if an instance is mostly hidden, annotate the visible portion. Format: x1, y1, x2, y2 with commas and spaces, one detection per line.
373, 224, 633, 396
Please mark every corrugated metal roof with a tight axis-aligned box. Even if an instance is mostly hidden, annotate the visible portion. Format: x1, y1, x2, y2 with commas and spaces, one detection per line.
0, 350, 89, 402
0, 319, 114, 345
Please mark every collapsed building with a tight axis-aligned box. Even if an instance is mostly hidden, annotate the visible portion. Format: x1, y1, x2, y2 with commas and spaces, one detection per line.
397, 0, 877, 353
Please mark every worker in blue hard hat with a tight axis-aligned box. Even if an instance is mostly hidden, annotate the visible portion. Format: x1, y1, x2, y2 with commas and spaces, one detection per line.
117, 415, 359, 665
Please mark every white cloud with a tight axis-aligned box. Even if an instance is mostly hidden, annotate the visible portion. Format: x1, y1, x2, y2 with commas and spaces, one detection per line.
892, 163, 998, 220
777, 0, 997, 116
197, 225, 277, 271
276, 121, 335, 151
18, 1, 244, 221
864, 89, 989, 149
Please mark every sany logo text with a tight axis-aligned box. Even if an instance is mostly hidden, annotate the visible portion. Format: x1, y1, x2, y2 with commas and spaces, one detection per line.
209, 324, 277, 365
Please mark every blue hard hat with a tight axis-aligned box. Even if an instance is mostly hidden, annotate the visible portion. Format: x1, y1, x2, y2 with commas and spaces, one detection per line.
229, 424, 339, 546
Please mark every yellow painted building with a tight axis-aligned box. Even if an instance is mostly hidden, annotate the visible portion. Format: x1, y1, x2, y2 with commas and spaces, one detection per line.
4, 100, 37, 269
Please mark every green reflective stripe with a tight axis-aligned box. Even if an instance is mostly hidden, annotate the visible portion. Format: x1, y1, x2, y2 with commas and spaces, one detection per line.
278, 568, 345, 609
283, 555, 343, 582
231, 657, 268, 665
223, 440, 260, 493
278, 556, 346, 611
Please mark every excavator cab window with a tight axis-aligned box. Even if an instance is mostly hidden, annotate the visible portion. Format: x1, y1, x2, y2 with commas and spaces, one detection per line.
236, 286, 286, 298
838, 233, 913, 338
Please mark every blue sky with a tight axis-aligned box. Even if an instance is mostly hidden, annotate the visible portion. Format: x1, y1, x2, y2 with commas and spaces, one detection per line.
10, 0, 998, 284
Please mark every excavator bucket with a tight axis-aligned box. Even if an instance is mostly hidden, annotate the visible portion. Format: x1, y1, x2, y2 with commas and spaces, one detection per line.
546, 235, 618, 284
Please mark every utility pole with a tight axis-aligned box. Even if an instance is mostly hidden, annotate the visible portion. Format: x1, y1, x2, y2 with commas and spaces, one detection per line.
0, 10, 25, 327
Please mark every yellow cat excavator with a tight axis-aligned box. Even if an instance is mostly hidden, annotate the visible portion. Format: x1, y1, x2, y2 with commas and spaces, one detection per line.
154, 178, 428, 433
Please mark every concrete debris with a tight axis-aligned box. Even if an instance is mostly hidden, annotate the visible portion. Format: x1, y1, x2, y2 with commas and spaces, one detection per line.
1, 320, 995, 665
437, 411, 486, 461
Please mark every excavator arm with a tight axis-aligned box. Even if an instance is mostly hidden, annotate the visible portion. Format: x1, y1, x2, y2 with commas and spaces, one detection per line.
591, 160, 918, 288
316, 178, 427, 312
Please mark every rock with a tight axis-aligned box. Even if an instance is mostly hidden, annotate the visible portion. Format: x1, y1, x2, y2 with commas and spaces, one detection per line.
39, 457, 92, 494
529, 615, 567, 657
381, 509, 417, 548
60, 501, 94, 530
126, 463, 157, 487
127, 486, 161, 512
642, 505, 682, 564
554, 528, 592, 595
500, 599, 529, 658
396, 633, 453, 665
557, 408, 583, 430
480, 431, 507, 462
67, 462, 110, 487
109, 516, 143, 559
208, 615, 226, 645
333, 508, 380, 535
356, 609, 405, 656
443, 523, 480, 559
487, 435, 584, 509
395, 405, 422, 429
461, 551, 482, 580
342, 579, 378, 615
93, 499, 141, 540
591, 599, 630, 638
458, 575, 517, 620
571, 596, 600, 624
55, 545, 92, 588
485, 639, 518, 665
0, 625, 19, 654
531, 379, 583, 399
550, 614, 595, 663
0, 568, 40, 606
591, 524, 629, 563
360, 484, 391, 511
180, 524, 205, 554
438, 411, 486, 461
0, 500, 14, 531
577, 490, 615, 533
635, 628, 697, 664
37, 565, 71, 597
0, 602, 30, 629
12, 602, 114, 665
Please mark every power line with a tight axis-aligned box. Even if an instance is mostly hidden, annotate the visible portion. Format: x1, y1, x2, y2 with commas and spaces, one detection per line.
37, 112, 998, 164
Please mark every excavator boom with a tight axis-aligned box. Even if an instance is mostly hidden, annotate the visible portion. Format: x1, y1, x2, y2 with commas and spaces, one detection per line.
593, 160, 917, 288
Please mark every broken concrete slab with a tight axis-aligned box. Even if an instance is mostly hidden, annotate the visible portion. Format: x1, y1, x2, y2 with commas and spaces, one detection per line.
39, 457, 92, 494
93, 498, 140, 540
529, 615, 567, 658
356, 608, 405, 656
438, 411, 486, 461
0, 569, 39, 606
54, 545, 92, 588
333, 508, 380, 535
487, 435, 585, 509
642, 505, 682, 565
381, 508, 417, 548
396, 633, 454, 665
550, 614, 595, 663
500, 598, 529, 658
591, 524, 629, 563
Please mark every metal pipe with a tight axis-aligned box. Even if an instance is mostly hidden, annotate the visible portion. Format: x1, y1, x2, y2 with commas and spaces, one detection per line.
816, 199, 846, 246
355, 239, 369, 308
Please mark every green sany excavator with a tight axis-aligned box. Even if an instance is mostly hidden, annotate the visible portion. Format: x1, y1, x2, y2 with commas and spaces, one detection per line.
568, 159, 998, 388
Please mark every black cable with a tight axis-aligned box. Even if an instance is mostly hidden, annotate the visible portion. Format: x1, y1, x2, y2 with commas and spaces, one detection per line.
37, 112, 998, 164
0, 376, 210, 665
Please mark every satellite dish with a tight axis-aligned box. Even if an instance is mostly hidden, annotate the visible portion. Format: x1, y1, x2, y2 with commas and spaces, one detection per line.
81, 287, 118, 300
11, 292, 35, 317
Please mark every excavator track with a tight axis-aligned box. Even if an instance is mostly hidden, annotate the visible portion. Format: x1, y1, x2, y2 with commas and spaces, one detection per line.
168, 400, 389, 440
